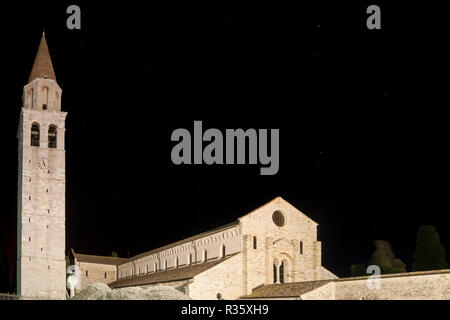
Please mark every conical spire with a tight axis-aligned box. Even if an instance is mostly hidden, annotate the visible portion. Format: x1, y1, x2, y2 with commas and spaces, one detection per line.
28, 32, 56, 83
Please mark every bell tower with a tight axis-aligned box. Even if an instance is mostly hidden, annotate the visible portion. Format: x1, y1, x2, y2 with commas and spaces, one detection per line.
17, 32, 67, 299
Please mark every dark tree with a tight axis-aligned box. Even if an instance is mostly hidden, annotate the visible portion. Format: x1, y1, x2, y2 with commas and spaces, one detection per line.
111, 251, 118, 257
413, 225, 448, 271
350, 263, 366, 277
368, 240, 406, 274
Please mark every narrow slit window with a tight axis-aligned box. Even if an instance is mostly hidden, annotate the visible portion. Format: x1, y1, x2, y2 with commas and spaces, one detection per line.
253, 236, 257, 249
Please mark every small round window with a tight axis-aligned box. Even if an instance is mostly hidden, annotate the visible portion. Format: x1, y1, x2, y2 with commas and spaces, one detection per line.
272, 210, 285, 227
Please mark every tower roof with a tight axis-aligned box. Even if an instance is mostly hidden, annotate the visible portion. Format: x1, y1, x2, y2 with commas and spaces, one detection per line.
28, 32, 56, 83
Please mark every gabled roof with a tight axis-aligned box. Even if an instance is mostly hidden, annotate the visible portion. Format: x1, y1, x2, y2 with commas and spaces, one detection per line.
238, 196, 318, 225
71, 249, 128, 266
127, 221, 239, 263
109, 254, 239, 289
242, 280, 332, 299
28, 32, 56, 83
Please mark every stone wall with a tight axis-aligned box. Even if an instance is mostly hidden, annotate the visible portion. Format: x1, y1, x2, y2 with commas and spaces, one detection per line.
301, 270, 450, 300
77, 262, 118, 290
17, 77, 67, 300
189, 253, 243, 300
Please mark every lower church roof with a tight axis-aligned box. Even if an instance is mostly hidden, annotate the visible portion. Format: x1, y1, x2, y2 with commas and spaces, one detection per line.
242, 280, 332, 299
109, 253, 239, 289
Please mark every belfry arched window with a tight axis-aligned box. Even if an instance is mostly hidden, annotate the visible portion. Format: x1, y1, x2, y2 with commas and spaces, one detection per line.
31, 123, 40, 147
48, 125, 57, 148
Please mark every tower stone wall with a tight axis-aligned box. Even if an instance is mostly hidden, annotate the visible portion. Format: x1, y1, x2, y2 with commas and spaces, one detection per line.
17, 34, 67, 300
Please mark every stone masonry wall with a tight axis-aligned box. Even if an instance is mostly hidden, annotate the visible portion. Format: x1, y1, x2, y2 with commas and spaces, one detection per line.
189, 253, 243, 300
17, 77, 67, 300
301, 270, 450, 300
77, 262, 118, 290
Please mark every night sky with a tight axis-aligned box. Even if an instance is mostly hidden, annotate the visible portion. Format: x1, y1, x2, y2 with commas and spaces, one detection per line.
1, 1, 449, 288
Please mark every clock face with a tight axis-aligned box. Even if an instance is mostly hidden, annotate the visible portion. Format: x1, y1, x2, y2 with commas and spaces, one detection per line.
38, 155, 50, 173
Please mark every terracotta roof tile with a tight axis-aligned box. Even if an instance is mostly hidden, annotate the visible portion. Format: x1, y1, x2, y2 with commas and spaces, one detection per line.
73, 252, 128, 266
28, 32, 56, 83
109, 254, 238, 288
243, 280, 332, 299
126, 221, 239, 263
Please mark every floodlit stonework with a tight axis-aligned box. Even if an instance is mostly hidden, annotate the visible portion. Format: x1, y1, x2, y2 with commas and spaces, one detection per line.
244, 269, 450, 300
86, 196, 338, 300
17, 32, 67, 300
15, 34, 449, 301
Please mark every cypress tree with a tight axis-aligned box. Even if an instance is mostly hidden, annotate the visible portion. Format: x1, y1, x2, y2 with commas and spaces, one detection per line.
413, 225, 448, 271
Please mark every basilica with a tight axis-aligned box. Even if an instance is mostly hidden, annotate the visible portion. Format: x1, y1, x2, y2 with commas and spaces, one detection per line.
70, 196, 337, 299
17, 34, 450, 300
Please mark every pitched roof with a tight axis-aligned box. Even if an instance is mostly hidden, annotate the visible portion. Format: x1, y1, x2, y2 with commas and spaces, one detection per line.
242, 280, 332, 299
28, 32, 56, 83
238, 196, 318, 225
72, 250, 128, 266
127, 221, 239, 262
109, 254, 238, 289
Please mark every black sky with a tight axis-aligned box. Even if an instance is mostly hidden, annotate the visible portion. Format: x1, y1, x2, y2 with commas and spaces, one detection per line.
1, 1, 449, 287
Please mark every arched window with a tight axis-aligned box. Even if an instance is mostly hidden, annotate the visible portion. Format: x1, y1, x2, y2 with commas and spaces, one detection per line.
279, 261, 285, 284
188, 253, 192, 265
154, 262, 157, 272
273, 264, 277, 283
175, 257, 179, 268
86, 270, 89, 277
253, 236, 257, 249
299, 241, 303, 254
31, 123, 40, 147
104, 272, 107, 279
221, 245, 226, 258
48, 125, 57, 148
203, 249, 208, 262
